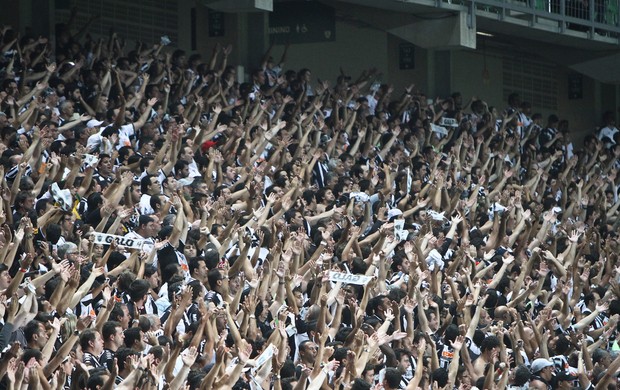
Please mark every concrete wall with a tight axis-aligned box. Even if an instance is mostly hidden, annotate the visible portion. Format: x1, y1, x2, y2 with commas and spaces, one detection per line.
267, 20, 389, 86
450, 49, 504, 110
450, 48, 603, 146
556, 67, 600, 144
386, 34, 429, 96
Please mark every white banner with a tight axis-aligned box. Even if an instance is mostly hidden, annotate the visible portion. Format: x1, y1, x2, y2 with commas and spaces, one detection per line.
329, 271, 372, 285
252, 344, 275, 374
430, 123, 449, 136
439, 117, 459, 127
394, 220, 409, 241
91, 232, 145, 249
83, 154, 99, 168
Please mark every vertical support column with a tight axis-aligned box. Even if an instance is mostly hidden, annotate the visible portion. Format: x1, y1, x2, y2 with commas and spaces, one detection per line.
246, 12, 269, 74
559, 0, 566, 32
32, 0, 51, 38
589, 0, 595, 35
427, 49, 436, 98
615, 84, 620, 125
235, 13, 249, 81
593, 79, 602, 131
434, 50, 452, 98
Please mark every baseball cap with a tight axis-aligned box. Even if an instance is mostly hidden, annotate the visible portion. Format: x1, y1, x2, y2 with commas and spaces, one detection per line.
86, 119, 104, 128
387, 208, 403, 220
530, 358, 554, 373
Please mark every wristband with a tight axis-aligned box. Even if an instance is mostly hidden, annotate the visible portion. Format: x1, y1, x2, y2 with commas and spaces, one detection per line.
19, 268, 28, 273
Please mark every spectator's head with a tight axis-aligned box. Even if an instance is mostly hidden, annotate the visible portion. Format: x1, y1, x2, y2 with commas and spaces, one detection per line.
58, 242, 78, 260
361, 364, 375, 384
144, 264, 160, 289
513, 364, 531, 386
20, 348, 43, 364
207, 268, 228, 294
0, 264, 10, 290
350, 378, 372, 390
480, 335, 500, 356
366, 295, 390, 318
124, 326, 145, 351
547, 114, 559, 127
394, 348, 412, 371
531, 358, 554, 381
140, 174, 160, 196
189, 256, 208, 282
102, 321, 125, 350
298, 340, 318, 364
128, 279, 151, 302
382, 367, 402, 389
137, 215, 155, 236
174, 160, 190, 179
116, 347, 140, 373
592, 348, 612, 368
443, 324, 459, 344
111, 303, 131, 329
15, 190, 35, 213
431, 368, 449, 388
150, 194, 163, 213
79, 329, 104, 355
24, 320, 48, 349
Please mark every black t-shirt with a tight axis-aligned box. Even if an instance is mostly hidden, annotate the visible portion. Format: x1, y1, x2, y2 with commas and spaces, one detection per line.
83, 351, 102, 369
157, 241, 187, 274
100, 348, 115, 371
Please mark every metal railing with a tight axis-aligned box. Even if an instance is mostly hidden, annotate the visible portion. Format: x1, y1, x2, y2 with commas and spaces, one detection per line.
438, 0, 620, 38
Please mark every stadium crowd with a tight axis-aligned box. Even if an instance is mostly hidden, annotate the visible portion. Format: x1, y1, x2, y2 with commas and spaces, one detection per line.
0, 9, 619, 390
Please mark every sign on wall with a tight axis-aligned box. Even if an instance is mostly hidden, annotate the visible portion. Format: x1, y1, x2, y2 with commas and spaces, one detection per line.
568, 73, 583, 100
208, 10, 225, 37
268, 1, 335, 44
399, 43, 415, 70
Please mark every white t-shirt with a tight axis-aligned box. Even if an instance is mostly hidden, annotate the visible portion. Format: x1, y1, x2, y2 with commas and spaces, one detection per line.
138, 194, 154, 215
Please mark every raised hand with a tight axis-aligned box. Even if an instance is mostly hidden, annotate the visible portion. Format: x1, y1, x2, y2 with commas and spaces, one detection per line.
450, 335, 465, 351
181, 346, 198, 367
596, 301, 609, 313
